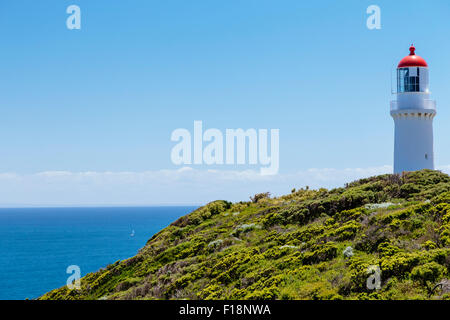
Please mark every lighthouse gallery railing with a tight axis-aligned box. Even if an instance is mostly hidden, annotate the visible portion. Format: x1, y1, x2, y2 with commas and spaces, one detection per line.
390, 100, 436, 111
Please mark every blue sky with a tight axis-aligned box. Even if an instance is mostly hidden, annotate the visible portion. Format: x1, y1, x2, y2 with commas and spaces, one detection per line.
1, 1, 449, 205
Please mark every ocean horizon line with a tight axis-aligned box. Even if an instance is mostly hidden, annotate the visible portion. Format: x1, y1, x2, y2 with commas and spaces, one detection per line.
0, 204, 202, 209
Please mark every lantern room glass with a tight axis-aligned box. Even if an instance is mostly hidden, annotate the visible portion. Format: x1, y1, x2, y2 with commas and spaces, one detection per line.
397, 67, 421, 93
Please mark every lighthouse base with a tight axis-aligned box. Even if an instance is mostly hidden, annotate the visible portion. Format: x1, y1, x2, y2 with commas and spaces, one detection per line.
392, 112, 435, 174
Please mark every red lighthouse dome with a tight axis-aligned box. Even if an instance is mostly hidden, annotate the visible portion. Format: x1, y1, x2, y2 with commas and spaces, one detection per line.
398, 45, 428, 68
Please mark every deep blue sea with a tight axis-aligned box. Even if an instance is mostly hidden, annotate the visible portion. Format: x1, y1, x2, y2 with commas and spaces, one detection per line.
0, 206, 197, 300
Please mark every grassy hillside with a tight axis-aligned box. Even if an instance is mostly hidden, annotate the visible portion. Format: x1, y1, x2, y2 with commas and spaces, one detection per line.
40, 169, 450, 300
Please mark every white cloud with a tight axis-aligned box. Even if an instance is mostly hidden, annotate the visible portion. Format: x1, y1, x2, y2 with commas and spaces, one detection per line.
437, 165, 450, 173
0, 165, 448, 207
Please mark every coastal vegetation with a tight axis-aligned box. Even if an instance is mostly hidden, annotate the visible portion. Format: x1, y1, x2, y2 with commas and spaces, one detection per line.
40, 169, 450, 300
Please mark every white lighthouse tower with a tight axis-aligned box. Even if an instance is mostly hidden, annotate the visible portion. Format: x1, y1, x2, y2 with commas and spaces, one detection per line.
391, 45, 436, 174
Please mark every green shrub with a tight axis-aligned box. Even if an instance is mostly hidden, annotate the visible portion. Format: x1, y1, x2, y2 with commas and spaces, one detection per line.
410, 262, 446, 293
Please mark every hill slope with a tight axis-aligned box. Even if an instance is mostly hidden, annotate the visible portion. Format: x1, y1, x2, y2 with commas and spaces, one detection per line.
40, 170, 450, 300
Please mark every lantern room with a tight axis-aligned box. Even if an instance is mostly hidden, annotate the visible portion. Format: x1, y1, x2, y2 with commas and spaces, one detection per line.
396, 45, 429, 94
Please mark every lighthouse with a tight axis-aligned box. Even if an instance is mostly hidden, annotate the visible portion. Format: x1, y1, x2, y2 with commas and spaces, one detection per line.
391, 45, 436, 174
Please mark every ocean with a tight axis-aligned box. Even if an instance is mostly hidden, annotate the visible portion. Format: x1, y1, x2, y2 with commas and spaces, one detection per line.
0, 206, 197, 300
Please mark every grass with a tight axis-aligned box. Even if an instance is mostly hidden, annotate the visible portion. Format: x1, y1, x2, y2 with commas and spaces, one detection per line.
40, 169, 450, 300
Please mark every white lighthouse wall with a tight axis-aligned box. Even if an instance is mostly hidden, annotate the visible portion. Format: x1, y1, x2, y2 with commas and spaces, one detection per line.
393, 114, 434, 173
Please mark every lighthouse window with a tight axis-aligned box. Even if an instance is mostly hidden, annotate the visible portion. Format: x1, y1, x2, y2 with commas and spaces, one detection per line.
397, 68, 420, 93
